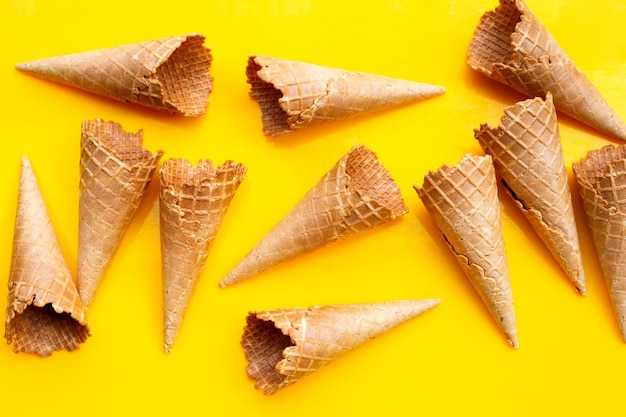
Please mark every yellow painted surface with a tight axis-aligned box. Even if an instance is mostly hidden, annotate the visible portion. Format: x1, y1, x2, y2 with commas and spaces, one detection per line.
1, 0, 625, 415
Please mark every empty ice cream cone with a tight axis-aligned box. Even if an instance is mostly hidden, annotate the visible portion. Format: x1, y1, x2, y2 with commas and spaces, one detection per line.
468, 0, 626, 140
573, 145, 626, 341
77, 119, 163, 309
416, 154, 518, 348
241, 298, 440, 395
474, 93, 586, 294
220, 145, 408, 287
247, 55, 446, 136
5, 157, 90, 357
160, 158, 246, 352
15, 33, 213, 116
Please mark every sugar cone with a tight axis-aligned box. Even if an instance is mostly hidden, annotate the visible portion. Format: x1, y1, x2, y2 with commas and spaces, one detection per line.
160, 158, 246, 352
15, 33, 212, 116
467, 0, 626, 141
241, 298, 439, 395
416, 154, 518, 347
77, 120, 163, 309
573, 145, 626, 341
220, 145, 408, 287
474, 93, 586, 294
5, 157, 90, 356
246, 55, 446, 136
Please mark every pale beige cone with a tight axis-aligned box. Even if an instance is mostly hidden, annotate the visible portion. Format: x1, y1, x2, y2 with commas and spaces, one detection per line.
5, 157, 90, 357
416, 154, 518, 348
15, 33, 212, 116
573, 145, 626, 341
77, 120, 163, 309
241, 298, 439, 395
468, 0, 626, 141
220, 145, 409, 287
246, 55, 446, 136
474, 93, 586, 294
160, 158, 246, 352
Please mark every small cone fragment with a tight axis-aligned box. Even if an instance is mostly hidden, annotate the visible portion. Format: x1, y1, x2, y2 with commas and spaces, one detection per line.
15, 33, 212, 116
242, 298, 439, 395
474, 93, 586, 294
573, 145, 626, 341
246, 55, 446, 136
77, 120, 163, 310
160, 158, 246, 352
468, 0, 626, 140
416, 154, 518, 347
220, 145, 409, 287
5, 157, 90, 356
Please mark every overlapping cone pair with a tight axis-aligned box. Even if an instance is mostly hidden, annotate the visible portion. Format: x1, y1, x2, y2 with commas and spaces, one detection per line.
574, 145, 626, 342
468, 0, 626, 141
416, 154, 518, 347
246, 55, 446, 135
220, 145, 408, 287
5, 157, 90, 356
15, 33, 213, 116
242, 298, 439, 395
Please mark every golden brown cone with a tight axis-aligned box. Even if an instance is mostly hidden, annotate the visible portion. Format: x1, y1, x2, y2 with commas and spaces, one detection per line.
474, 93, 586, 294
15, 33, 212, 116
246, 55, 446, 136
77, 120, 163, 310
467, 0, 626, 141
573, 145, 626, 341
160, 158, 246, 352
416, 154, 518, 348
241, 298, 440, 395
220, 145, 408, 287
5, 157, 90, 356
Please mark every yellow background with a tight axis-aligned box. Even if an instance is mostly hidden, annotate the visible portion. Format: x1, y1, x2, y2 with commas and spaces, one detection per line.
2, 0, 626, 415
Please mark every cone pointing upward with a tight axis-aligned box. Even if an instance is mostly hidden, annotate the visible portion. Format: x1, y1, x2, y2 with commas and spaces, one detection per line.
242, 298, 440, 395
5, 157, 90, 357
468, 0, 626, 141
573, 145, 626, 341
77, 120, 163, 310
247, 55, 446, 136
220, 145, 408, 287
474, 93, 586, 294
16, 33, 213, 116
160, 158, 246, 352
416, 154, 518, 348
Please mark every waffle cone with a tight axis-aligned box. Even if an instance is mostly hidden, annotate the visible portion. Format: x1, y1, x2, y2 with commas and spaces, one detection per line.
5, 157, 90, 356
416, 154, 518, 347
220, 145, 408, 287
241, 298, 439, 395
15, 34, 212, 116
160, 158, 246, 352
77, 120, 163, 309
573, 145, 626, 341
468, 0, 626, 141
246, 55, 446, 136
474, 93, 586, 294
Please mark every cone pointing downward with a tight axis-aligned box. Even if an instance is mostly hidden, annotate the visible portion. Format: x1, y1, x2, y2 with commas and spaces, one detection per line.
241, 298, 440, 395
220, 145, 409, 287
247, 55, 446, 136
573, 145, 626, 341
416, 154, 518, 347
77, 120, 163, 310
160, 158, 246, 352
468, 0, 626, 140
474, 93, 586, 294
5, 157, 90, 356
15, 33, 213, 116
